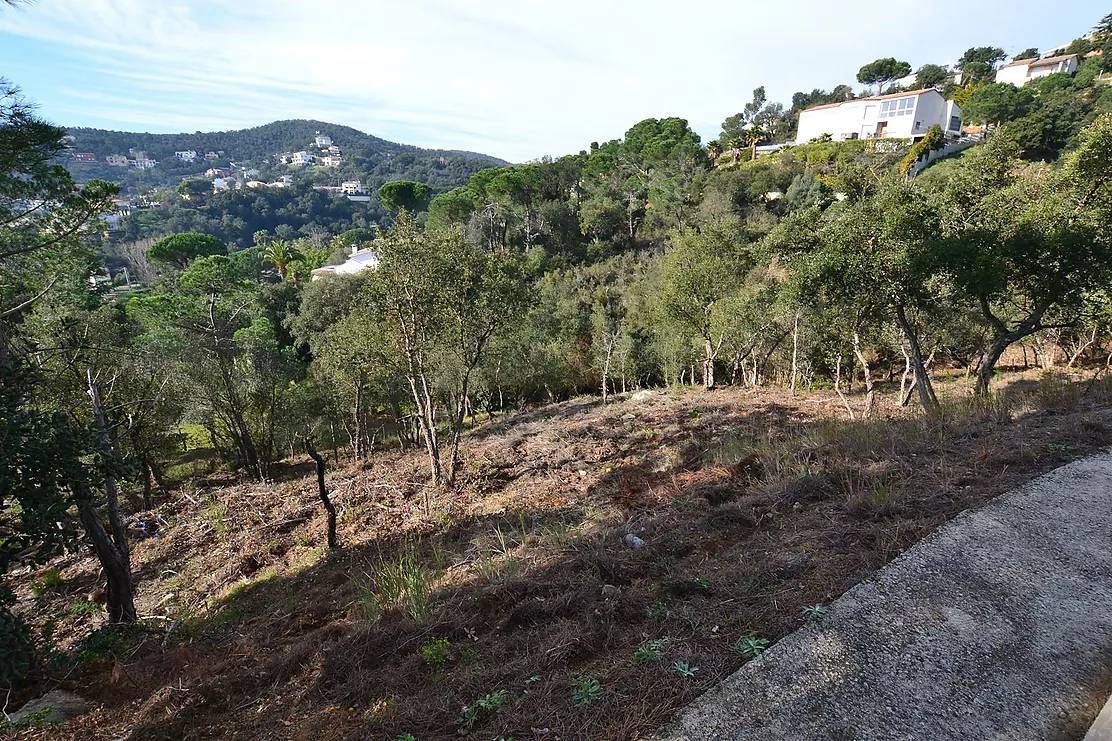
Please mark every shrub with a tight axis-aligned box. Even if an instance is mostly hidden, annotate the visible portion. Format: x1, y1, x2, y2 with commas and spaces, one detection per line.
418, 636, 451, 671
572, 676, 602, 707
31, 568, 63, 596
0, 586, 33, 684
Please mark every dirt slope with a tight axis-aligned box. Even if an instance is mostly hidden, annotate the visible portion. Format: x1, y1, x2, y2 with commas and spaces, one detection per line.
10, 375, 1112, 741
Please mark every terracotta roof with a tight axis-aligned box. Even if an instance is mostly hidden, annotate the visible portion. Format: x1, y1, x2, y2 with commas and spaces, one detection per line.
1029, 53, 1079, 67
1002, 52, 1079, 69
801, 88, 938, 113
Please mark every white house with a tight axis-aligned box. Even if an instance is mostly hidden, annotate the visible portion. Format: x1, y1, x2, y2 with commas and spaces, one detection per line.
341, 181, 364, 195
311, 245, 378, 280
175, 150, 198, 162
105, 154, 129, 167
284, 151, 314, 165
133, 157, 157, 169
994, 54, 1080, 87
796, 89, 962, 144
314, 133, 333, 148
271, 175, 295, 188
320, 155, 343, 167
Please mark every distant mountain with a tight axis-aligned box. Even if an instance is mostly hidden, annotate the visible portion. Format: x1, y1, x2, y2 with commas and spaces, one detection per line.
63, 119, 508, 196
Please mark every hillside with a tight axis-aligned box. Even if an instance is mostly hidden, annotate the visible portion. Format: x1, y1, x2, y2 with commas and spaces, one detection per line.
10, 374, 1112, 741
64, 119, 507, 195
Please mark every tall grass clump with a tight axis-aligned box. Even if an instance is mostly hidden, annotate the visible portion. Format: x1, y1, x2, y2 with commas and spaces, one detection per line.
353, 545, 435, 622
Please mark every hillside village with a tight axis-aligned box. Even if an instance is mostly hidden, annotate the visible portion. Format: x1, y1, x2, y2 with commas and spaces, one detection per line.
3, 6, 1112, 741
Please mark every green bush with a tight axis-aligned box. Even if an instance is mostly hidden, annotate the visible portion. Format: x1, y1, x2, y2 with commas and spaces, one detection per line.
31, 567, 63, 596
0, 586, 33, 684
900, 125, 945, 175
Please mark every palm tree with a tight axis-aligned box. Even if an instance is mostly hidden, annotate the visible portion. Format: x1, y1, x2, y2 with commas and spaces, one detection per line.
707, 139, 721, 163
727, 136, 744, 165
741, 124, 768, 162
262, 240, 302, 281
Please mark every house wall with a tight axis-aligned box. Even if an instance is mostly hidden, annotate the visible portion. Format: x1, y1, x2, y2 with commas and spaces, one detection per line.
995, 65, 1030, 87
1028, 56, 1078, 80
796, 91, 956, 143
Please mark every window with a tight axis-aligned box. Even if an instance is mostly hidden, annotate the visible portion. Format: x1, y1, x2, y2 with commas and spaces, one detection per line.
879, 96, 916, 118
949, 115, 961, 131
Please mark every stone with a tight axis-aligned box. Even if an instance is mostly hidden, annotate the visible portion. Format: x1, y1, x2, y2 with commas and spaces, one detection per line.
11, 690, 89, 725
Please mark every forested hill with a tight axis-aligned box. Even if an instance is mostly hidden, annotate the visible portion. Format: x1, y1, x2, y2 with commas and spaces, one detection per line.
64, 118, 508, 194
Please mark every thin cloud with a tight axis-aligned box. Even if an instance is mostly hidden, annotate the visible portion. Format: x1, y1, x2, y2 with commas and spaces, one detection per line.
0, 0, 1105, 161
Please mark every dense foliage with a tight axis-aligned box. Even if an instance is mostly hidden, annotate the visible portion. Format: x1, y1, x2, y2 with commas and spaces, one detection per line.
4, 13, 1112, 693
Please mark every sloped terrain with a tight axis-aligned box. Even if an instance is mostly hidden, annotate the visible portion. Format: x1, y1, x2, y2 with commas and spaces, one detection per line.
10, 374, 1112, 741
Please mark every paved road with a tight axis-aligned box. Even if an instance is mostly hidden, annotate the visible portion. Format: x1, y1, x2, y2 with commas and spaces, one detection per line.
657, 453, 1112, 741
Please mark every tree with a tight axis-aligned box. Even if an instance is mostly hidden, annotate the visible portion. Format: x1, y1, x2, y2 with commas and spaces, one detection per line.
960, 83, 1035, 127
1, 80, 132, 629
741, 124, 768, 162
912, 63, 953, 91
146, 232, 226, 269
366, 212, 529, 485
957, 46, 1006, 85
176, 178, 212, 200
1095, 12, 1112, 71
660, 220, 751, 389
942, 115, 1112, 394
129, 255, 272, 477
378, 180, 432, 213
262, 239, 303, 280
1013, 48, 1040, 61
772, 178, 946, 414
857, 58, 912, 95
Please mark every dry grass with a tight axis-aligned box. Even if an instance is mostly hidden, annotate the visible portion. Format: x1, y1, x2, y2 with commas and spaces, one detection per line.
9, 370, 1112, 741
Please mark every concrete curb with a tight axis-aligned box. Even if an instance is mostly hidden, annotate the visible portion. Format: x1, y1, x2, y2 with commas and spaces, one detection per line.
656, 452, 1112, 741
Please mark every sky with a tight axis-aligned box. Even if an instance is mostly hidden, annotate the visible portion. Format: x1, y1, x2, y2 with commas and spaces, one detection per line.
0, 0, 1105, 162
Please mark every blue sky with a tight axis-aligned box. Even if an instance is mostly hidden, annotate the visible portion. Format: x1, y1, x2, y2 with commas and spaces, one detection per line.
0, 0, 1105, 162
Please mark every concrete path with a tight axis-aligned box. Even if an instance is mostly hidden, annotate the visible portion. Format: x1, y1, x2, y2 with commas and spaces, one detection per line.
657, 453, 1112, 741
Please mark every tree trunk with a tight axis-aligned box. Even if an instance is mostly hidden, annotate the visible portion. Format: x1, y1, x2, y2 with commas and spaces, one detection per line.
76, 493, 136, 624
894, 304, 939, 415
852, 331, 876, 418
82, 373, 136, 624
601, 332, 617, 403
305, 440, 337, 549
975, 298, 1051, 395
834, 357, 855, 420
140, 456, 153, 511
975, 335, 1010, 397
703, 337, 715, 390
790, 313, 800, 394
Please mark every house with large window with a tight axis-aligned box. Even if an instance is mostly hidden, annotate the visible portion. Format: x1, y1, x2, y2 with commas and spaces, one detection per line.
994, 54, 1080, 87
796, 89, 962, 144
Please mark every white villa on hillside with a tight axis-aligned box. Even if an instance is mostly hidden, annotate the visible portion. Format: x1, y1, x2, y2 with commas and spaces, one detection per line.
314, 133, 333, 148
994, 54, 1080, 87
796, 89, 962, 144
311, 245, 378, 280
340, 180, 364, 194
175, 150, 198, 162
283, 151, 314, 165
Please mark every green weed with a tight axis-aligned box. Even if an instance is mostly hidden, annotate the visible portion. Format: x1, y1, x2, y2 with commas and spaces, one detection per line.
418, 636, 451, 671
730, 635, 769, 658
31, 568, 63, 596
67, 600, 101, 617
633, 637, 671, 664
572, 676, 602, 707
673, 660, 699, 677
